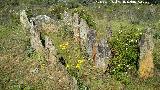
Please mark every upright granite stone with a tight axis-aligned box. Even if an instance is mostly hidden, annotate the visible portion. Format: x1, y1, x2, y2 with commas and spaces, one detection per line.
20, 10, 31, 31
79, 18, 90, 50
20, 10, 58, 63
72, 13, 80, 43
20, 10, 44, 53
139, 28, 154, 79
45, 35, 57, 64
63, 11, 73, 26
95, 38, 112, 71
20, 10, 78, 90
62, 12, 112, 70
29, 20, 45, 54
87, 29, 96, 57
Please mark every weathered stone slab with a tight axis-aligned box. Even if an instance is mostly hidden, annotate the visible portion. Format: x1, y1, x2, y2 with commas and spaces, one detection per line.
20, 10, 44, 53
87, 29, 96, 57
80, 18, 89, 47
72, 13, 80, 43
20, 10, 78, 90
63, 11, 73, 26
139, 28, 154, 79
62, 12, 112, 70
95, 38, 111, 70
45, 35, 57, 65
20, 10, 31, 31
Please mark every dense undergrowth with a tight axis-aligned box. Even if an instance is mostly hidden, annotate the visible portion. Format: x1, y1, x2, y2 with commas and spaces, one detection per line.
0, 1, 160, 90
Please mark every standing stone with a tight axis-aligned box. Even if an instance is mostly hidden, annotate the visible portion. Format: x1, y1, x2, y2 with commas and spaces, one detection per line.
63, 11, 73, 26
73, 13, 80, 43
45, 35, 57, 65
20, 10, 58, 63
62, 12, 112, 70
87, 29, 96, 57
20, 10, 31, 31
29, 20, 44, 53
31, 15, 59, 64
139, 28, 154, 79
95, 38, 111, 71
79, 18, 90, 49
20, 10, 44, 53
20, 10, 78, 90
86, 27, 112, 70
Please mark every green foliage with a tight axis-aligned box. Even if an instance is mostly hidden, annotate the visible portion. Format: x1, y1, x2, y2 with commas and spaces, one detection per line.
109, 24, 143, 83
49, 3, 66, 19
11, 84, 34, 90
1, 1, 160, 90
66, 0, 80, 9
74, 7, 96, 29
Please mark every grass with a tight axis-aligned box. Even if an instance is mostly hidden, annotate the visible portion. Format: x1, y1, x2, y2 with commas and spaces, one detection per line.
0, 3, 160, 90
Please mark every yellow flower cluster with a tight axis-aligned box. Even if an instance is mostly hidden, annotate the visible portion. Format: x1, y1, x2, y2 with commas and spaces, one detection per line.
76, 59, 84, 69
60, 42, 69, 50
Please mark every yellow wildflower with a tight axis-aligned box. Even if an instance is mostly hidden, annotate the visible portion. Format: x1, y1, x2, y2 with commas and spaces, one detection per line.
78, 59, 84, 64
65, 42, 69, 46
76, 63, 81, 69
42, 63, 45, 66
62, 45, 67, 50
41, 64, 46, 69
59, 42, 69, 50
60, 44, 63, 47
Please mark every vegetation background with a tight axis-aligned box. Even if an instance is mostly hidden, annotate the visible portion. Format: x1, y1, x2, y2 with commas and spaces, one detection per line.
0, 0, 160, 90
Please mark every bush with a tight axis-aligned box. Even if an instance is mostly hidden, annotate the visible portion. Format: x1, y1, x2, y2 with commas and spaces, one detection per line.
108, 24, 143, 83
74, 6, 96, 29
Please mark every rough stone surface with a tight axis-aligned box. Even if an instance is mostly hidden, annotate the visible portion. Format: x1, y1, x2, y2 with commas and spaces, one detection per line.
63, 11, 73, 26
87, 29, 96, 57
72, 13, 80, 43
20, 10, 44, 53
45, 35, 57, 64
139, 28, 154, 79
95, 38, 111, 70
20, 10, 31, 31
61, 12, 112, 70
20, 10, 78, 90
31, 15, 57, 34
79, 18, 89, 47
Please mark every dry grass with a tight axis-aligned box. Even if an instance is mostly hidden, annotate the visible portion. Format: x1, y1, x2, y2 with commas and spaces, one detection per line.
139, 50, 154, 79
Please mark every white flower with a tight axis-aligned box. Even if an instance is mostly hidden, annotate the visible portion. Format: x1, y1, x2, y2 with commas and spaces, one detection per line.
130, 39, 134, 42
129, 67, 131, 69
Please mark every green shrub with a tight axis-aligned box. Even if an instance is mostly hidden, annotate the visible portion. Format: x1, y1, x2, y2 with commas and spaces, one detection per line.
74, 7, 96, 29
49, 3, 66, 19
109, 24, 143, 84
